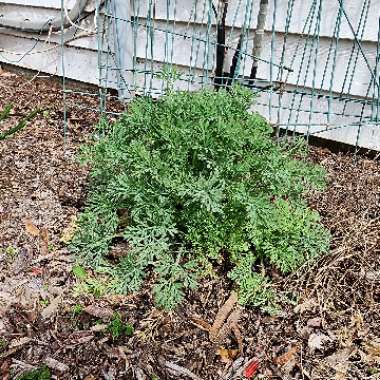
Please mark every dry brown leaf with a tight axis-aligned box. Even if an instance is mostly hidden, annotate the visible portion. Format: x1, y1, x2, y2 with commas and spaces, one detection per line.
274, 346, 298, 366
9, 337, 32, 349
210, 291, 238, 340
60, 215, 78, 244
190, 317, 212, 332
23, 218, 40, 237
324, 348, 356, 380
41, 296, 62, 320
307, 317, 322, 328
308, 333, 331, 353
45, 357, 69, 373
216, 347, 240, 363
293, 299, 318, 314
84, 305, 114, 321
363, 340, 380, 364
214, 307, 242, 344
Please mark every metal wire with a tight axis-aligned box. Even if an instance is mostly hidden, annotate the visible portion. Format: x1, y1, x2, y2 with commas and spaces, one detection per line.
56, 0, 379, 149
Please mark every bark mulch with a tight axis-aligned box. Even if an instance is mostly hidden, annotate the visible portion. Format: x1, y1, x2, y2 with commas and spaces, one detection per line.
0, 70, 379, 380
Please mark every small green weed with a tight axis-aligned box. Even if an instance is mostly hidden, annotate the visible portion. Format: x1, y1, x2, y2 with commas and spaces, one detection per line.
16, 366, 51, 380
71, 86, 330, 310
125, 322, 134, 337
0, 337, 8, 351
72, 265, 87, 280
107, 313, 134, 339
71, 304, 83, 318
5, 245, 18, 258
39, 299, 49, 307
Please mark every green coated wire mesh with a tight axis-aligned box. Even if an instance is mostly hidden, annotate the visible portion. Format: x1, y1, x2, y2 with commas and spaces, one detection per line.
61, 0, 380, 150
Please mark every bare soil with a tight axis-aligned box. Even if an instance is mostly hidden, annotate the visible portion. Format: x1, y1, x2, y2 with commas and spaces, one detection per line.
0, 71, 379, 380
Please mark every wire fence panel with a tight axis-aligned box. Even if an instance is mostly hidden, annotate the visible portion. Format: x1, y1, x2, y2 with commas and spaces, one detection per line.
35, 0, 374, 150
79, 0, 378, 150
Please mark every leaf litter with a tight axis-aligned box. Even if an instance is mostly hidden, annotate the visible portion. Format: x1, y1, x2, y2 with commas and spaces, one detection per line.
1, 71, 379, 379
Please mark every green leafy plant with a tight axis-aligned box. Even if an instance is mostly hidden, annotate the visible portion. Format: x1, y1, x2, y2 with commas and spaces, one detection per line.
71, 85, 330, 310
0, 337, 8, 352
107, 312, 134, 339
16, 366, 51, 380
71, 304, 83, 318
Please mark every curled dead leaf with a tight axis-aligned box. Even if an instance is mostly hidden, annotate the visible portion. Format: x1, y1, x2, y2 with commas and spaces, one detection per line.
217, 347, 240, 363
293, 299, 318, 314
84, 305, 114, 321
40, 227, 49, 254
23, 218, 40, 237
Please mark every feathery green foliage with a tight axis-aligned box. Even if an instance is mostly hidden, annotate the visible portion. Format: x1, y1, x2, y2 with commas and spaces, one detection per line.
71, 86, 330, 310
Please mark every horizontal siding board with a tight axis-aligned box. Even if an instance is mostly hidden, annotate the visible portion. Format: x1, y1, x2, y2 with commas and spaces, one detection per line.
0, 0, 378, 150
135, 0, 379, 42
0, 0, 76, 9
0, 32, 110, 85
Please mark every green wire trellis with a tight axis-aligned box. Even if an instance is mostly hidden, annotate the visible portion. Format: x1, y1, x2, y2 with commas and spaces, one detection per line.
61, 0, 380, 150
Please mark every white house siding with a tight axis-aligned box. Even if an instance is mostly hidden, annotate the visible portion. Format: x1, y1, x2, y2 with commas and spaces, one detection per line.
0, 0, 379, 150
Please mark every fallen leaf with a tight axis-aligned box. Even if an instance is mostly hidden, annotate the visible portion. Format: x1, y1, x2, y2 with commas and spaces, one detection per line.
244, 358, 260, 379
45, 357, 69, 373
91, 324, 108, 332
214, 306, 242, 344
84, 305, 114, 320
363, 340, 380, 364
0, 359, 10, 380
30, 267, 43, 276
324, 347, 356, 379
41, 296, 62, 319
60, 215, 78, 244
274, 346, 298, 366
190, 317, 212, 332
231, 321, 243, 354
9, 337, 32, 349
294, 299, 318, 313
23, 218, 40, 237
217, 347, 240, 363
308, 333, 331, 352
325, 348, 356, 367
307, 317, 322, 328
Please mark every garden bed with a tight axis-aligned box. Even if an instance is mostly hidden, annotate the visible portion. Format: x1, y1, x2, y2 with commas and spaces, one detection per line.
0, 71, 379, 380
